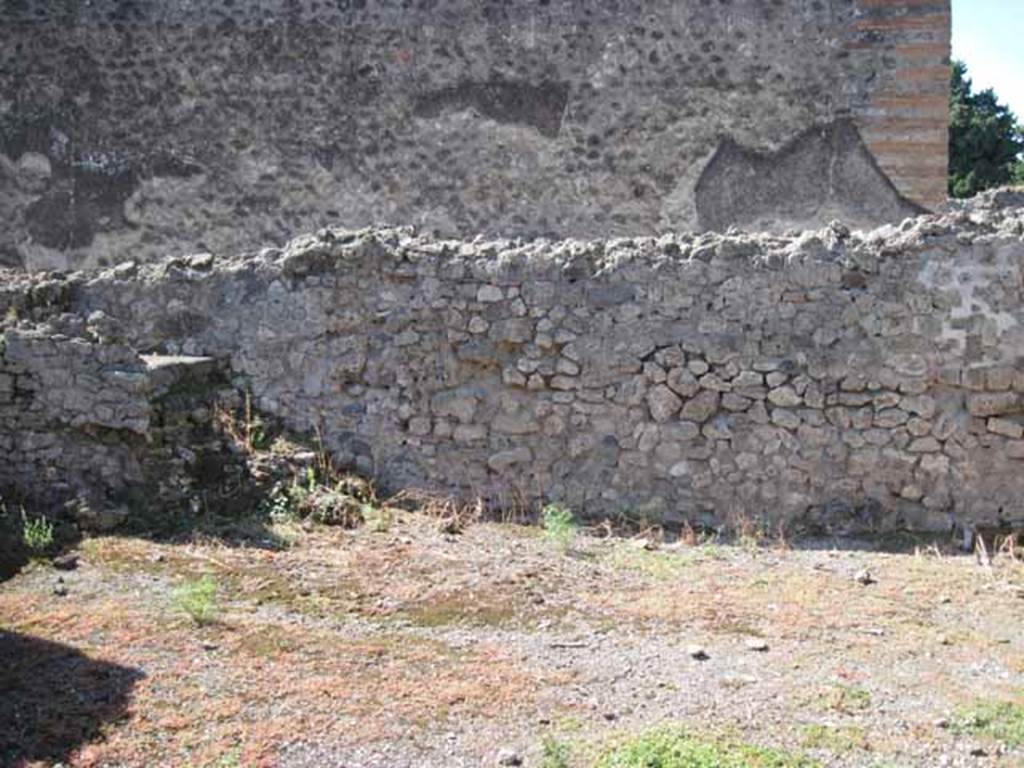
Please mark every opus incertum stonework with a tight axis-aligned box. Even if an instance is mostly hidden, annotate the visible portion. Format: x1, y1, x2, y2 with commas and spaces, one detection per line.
4, 190, 1024, 535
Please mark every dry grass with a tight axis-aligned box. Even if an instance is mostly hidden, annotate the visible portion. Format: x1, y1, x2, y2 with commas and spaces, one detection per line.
0, 573, 540, 766
3, 512, 1023, 767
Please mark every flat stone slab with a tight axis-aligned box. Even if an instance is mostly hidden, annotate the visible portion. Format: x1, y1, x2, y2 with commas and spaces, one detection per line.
141, 355, 221, 396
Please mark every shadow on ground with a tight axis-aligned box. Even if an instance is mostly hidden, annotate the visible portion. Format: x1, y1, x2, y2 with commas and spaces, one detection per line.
0, 631, 144, 765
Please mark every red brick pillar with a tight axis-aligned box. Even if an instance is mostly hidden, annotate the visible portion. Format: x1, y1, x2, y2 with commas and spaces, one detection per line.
849, 0, 952, 212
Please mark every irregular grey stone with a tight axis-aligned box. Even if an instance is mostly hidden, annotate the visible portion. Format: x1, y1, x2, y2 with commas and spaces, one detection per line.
967, 392, 1019, 418
667, 367, 700, 398
492, 412, 540, 435
647, 385, 683, 423
987, 417, 1023, 439
488, 448, 532, 472
477, 285, 503, 303
680, 391, 720, 423
771, 409, 801, 431
767, 386, 802, 408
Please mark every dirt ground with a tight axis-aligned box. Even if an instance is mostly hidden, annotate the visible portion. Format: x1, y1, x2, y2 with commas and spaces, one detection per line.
1, 513, 1022, 768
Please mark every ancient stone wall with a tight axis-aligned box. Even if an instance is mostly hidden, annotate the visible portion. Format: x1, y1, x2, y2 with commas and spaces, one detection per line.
0, 0, 949, 271
0, 314, 250, 529
3, 191, 1024, 535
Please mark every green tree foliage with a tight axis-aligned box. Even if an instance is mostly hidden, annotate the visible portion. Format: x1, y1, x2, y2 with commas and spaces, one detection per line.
949, 60, 1024, 198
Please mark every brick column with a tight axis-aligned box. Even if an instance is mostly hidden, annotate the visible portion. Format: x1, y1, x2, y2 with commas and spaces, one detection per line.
849, 0, 952, 211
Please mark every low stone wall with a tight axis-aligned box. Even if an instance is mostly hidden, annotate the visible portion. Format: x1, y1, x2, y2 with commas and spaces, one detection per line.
0, 317, 248, 529
3, 191, 1024, 534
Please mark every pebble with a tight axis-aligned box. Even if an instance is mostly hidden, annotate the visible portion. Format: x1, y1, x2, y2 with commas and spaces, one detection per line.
496, 747, 522, 766
722, 673, 758, 687
745, 638, 769, 652
630, 537, 658, 551
854, 568, 875, 585
52, 553, 79, 571
687, 644, 709, 660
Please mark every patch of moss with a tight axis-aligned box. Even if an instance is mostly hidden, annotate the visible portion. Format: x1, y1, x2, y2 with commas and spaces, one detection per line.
606, 544, 692, 580
541, 735, 572, 768
403, 592, 523, 629
597, 726, 819, 768
951, 697, 1024, 748
820, 683, 872, 714
800, 724, 869, 752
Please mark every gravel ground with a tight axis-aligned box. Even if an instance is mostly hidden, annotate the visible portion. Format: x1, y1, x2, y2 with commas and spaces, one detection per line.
1, 514, 1022, 768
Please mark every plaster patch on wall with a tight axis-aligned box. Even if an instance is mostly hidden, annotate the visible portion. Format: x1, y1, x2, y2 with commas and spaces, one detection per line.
917, 246, 1021, 360
695, 120, 924, 234
659, 146, 719, 233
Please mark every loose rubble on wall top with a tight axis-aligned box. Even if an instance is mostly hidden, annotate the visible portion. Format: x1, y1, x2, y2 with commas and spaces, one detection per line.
3, 188, 1023, 298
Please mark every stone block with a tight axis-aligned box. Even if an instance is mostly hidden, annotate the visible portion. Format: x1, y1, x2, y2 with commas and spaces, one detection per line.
488, 448, 532, 472
967, 392, 1019, 418
680, 391, 719, 423
647, 385, 683, 423
767, 386, 802, 408
987, 417, 1024, 439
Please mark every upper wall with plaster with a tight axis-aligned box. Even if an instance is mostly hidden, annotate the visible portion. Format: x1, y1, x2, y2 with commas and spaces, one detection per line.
0, 0, 950, 271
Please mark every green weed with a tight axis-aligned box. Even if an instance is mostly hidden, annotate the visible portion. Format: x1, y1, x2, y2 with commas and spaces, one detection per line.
172, 575, 220, 626
362, 503, 394, 533
821, 684, 872, 714
542, 504, 577, 552
21, 510, 54, 555
541, 735, 572, 768
261, 482, 299, 523
259, 470, 373, 529
951, 697, 1024, 748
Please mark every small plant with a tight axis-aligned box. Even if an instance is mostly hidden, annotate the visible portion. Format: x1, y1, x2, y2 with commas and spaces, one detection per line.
306, 486, 364, 527
260, 482, 300, 523
362, 503, 394, 533
21, 510, 54, 555
172, 575, 219, 626
951, 697, 1024, 748
259, 469, 376, 529
542, 504, 577, 551
215, 391, 269, 453
541, 735, 572, 768
732, 513, 767, 551
822, 683, 872, 715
